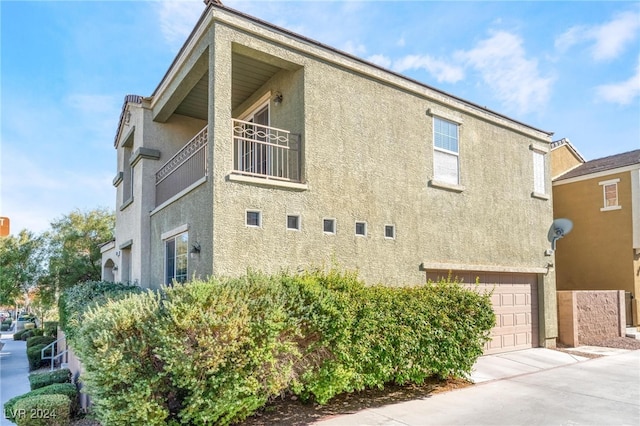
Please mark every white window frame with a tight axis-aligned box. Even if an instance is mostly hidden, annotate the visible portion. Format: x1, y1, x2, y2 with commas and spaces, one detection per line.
599, 179, 621, 211
323, 218, 336, 234
530, 144, 549, 199
432, 116, 460, 186
286, 214, 301, 231
246, 210, 262, 227
384, 224, 396, 240
164, 231, 188, 285
355, 221, 367, 237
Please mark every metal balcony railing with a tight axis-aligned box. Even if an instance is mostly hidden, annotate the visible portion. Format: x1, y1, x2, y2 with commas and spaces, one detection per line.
155, 126, 208, 206
232, 119, 300, 182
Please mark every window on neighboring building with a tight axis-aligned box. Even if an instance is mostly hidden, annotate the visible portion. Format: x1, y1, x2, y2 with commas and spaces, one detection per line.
599, 179, 621, 211
246, 210, 262, 227
355, 221, 367, 236
165, 232, 188, 285
385, 225, 395, 239
323, 218, 336, 234
433, 117, 460, 185
287, 215, 300, 230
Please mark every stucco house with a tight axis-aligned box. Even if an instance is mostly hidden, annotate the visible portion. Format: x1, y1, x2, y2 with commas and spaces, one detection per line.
101, 0, 558, 354
551, 140, 640, 326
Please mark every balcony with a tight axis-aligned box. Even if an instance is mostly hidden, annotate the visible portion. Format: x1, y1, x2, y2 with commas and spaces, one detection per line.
232, 119, 301, 183
155, 126, 207, 206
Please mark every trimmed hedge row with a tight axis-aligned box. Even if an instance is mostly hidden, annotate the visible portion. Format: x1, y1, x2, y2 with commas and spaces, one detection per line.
29, 369, 72, 391
4, 383, 78, 424
13, 394, 70, 426
63, 271, 494, 425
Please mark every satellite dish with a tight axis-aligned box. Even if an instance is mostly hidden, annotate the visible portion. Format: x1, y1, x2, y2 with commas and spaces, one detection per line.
548, 218, 573, 250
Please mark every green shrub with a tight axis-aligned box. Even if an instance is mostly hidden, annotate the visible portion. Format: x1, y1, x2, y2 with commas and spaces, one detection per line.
27, 336, 56, 349
27, 344, 52, 371
58, 281, 145, 345
14, 329, 31, 341
4, 384, 78, 423
64, 271, 494, 425
12, 394, 70, 426
29, 369, 71, 390
43, 322, 58, 337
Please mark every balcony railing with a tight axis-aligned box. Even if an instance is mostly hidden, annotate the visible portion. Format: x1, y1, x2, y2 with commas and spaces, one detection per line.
232, 119, 300, 182
156, 126, 207, 206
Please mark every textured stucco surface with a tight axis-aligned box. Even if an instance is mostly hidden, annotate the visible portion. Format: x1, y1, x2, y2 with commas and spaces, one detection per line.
557, 290, 625, 346
102, 4, 558, 343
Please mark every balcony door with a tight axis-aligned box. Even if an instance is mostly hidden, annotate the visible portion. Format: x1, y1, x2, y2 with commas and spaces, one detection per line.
242, 104, 269, 175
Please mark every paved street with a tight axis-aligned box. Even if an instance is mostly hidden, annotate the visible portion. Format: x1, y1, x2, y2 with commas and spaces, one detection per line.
0, 334, 30, 426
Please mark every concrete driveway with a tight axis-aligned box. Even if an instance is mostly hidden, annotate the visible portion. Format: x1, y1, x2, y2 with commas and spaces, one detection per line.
316, 349, 640, 425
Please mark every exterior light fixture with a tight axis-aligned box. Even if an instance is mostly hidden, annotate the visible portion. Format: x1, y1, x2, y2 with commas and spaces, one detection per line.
190, 243, 201, 259
273, 92, 283, 105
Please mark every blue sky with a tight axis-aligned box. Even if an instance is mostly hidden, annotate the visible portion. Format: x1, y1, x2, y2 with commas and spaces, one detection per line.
1, 0, 639, 234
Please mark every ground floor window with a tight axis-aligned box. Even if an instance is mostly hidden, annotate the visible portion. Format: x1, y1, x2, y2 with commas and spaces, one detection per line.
166, 232, 188, 285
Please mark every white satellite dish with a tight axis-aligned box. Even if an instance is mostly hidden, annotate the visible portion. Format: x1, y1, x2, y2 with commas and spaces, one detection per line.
548, 218, 573, 250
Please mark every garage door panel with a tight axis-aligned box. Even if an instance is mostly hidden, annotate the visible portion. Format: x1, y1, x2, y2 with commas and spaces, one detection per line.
426, 270, 539, 354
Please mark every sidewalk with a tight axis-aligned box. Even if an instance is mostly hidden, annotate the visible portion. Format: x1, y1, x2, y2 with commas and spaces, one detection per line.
0, 333, 31, 426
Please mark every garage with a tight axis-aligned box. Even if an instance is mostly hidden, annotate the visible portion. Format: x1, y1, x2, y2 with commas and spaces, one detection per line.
426, 270, 539, 355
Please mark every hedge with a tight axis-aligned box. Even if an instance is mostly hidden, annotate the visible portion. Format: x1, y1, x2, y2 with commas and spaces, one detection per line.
27, 344, 53, 371
4, 383, 78, 423
14, 330, 33, 341
29, 369, 72, 391
12, 394, 70, 426
27, 336, 56, 350
63, 271, 494, 425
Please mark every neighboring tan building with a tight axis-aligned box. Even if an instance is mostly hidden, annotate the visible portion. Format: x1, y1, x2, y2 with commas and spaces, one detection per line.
552, 140, 640, 325
101, 0, 558, 354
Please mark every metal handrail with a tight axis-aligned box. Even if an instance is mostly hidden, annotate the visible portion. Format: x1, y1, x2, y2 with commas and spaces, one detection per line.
41, 336, 69, 371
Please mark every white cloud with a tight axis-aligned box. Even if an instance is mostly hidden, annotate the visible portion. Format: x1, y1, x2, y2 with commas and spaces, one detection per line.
596, 58, 640, 105
156, 0, 204, 51
367, 54, 392, 69
555, 10, 640, 61
341, 40, 367, 56
458, 31, 553, 115
393, 54, 464, 84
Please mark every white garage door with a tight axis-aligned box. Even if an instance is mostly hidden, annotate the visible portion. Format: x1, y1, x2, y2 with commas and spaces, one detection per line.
426, 270, 539, 355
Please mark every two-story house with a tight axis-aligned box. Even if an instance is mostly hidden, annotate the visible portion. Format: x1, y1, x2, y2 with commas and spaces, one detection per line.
101, 0, 557, 354
552, 139, 640, 326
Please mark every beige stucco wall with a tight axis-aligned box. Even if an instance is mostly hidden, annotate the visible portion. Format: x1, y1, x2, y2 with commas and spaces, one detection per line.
553, 170, 638, 324
110, 102, 207, 287
207, 19, 554, 288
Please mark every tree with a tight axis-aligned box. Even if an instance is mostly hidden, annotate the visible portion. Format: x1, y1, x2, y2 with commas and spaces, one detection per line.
40, 208, 115, 299
0, 230, 44, 306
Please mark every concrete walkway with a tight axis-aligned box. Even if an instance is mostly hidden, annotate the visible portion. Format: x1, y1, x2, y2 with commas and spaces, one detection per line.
0, 333, 31, 426
317, 349, 640, 425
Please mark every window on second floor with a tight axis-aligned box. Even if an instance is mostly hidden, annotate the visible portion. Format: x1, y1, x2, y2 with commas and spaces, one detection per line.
533, 150, 546, 195
433, 117, 460, 185
599, 179, 621, 211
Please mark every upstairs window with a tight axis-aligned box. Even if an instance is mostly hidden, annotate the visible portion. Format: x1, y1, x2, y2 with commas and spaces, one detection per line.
599, 179, 621, 211
533, 151, 546, 195
433, 117, 459, 185
287, 215, 300, 230
323, 218, 336, 234
246, 210, 262, 227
